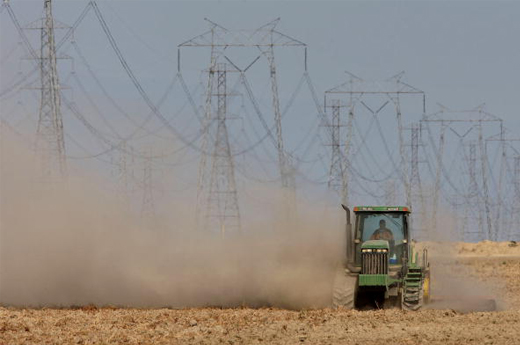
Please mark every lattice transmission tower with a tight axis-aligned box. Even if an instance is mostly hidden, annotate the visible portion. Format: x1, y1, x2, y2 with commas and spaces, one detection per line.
178, 18, 306, 230
408, 122, 427, 237
466, 141, 484, 239
141, 152, 156, 220
203, 64, 241, 235
111, 141, 136, 203
409, 123, 422, 194
324, 72, 425, 208
513, 156, 520, 239
421, 105, 503, 240
325, 99, 349, 204
33, 0, 67, 183
485, 134, 520, 240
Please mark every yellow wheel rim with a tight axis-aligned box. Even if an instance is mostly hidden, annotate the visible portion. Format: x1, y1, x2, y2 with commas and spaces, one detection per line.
423, 276, 430, 301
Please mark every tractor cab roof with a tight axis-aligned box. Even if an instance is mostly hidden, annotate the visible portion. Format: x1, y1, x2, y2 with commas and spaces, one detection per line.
353, 206, 410, 213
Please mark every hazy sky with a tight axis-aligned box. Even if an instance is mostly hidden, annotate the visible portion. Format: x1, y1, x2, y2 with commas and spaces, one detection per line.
2, 0, 519, 123
1, 0, 519, 209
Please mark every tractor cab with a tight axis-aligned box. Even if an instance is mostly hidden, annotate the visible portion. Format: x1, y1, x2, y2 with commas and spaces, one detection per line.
353, 206, 410, 266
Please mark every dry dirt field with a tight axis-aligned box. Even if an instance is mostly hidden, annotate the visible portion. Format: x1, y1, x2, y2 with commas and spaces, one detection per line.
1, 241, 519, 345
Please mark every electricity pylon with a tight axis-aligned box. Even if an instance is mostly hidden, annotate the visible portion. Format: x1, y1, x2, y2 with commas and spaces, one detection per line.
178, 18, 305, 226
408, 122, 426, 238
421, 104, 503, 240
34, 0, 67, 183
326, 99, 348, 204
141, 150, 156, 221
204, 63, 241, 235
324, 72, 425, 208
513, 156, 520, 239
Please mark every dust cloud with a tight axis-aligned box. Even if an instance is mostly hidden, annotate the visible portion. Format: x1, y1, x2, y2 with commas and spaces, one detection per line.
0, 131, 507, 311
419, 209, 506, 311
0, 132, 343, 309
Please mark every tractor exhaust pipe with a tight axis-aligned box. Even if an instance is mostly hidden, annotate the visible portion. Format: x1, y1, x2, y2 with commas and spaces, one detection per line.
342, 204, 359, 273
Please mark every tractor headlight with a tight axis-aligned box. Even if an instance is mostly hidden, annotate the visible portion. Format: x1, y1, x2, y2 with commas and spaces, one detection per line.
376, 249, 389, 253
362, 249, 373, 253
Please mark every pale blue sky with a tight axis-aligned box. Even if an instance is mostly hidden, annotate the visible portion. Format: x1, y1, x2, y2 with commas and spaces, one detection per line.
1, 0, 519, 214
3, 1, 519, 123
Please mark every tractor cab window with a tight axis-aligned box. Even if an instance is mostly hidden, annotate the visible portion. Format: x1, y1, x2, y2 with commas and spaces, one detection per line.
356, 212, 406, 264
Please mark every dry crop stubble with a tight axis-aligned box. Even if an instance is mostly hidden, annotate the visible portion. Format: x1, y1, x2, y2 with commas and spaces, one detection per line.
1, 306, 520, 344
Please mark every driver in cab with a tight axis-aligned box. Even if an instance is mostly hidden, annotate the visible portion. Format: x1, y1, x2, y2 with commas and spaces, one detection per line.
370, 219, 394, 241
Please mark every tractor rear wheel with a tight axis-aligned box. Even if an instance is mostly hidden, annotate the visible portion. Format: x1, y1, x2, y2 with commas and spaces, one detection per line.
332, 267, 357, 309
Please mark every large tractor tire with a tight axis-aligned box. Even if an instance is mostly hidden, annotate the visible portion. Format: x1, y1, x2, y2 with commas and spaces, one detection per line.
332, 267, 357, 309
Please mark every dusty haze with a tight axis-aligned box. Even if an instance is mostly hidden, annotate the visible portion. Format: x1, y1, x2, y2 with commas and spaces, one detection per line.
0, 132, 343, 308
0, 132, 506, 311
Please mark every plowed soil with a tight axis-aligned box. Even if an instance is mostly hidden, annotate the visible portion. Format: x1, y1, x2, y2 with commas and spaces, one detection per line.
1, 241, 519, 345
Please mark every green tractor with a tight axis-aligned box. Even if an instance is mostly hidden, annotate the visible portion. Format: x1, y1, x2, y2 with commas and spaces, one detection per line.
333, 205, 430, 310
